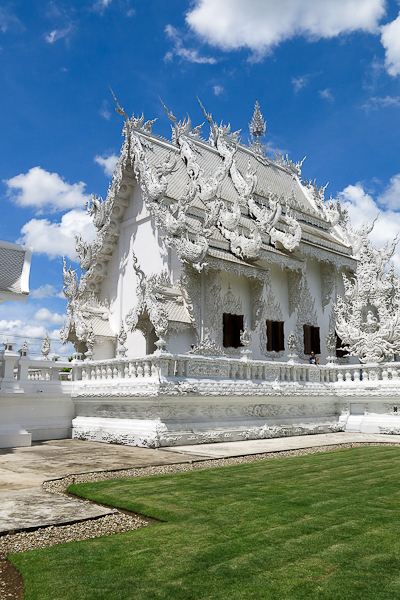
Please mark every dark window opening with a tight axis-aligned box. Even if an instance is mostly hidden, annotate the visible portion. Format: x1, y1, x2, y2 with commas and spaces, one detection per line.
266, 320, 285, 352
303, 324, 320, 355
223, 313, 244, 348
336, 334, 349, 358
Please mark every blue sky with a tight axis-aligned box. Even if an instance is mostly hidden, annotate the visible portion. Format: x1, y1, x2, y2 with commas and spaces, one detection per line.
1, 0, 400, 357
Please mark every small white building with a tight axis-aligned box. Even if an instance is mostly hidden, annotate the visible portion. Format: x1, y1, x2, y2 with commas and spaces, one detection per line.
0, 239, 33, 447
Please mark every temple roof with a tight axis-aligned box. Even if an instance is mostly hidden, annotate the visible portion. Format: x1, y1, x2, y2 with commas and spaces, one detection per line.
72, 100, 356, 302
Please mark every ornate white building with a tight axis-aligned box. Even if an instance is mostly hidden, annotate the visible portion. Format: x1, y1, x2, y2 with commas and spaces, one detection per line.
3, 100, 400, 450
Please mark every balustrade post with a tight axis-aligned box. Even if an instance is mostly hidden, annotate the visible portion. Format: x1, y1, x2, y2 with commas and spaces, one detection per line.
0, 342, 19, 389
71, 352, 83, 382
17, 342, 30, 382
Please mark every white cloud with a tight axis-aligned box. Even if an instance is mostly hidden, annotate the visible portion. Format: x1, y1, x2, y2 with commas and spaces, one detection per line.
319, 88, 334, 102
362, 95, 400, 110
213, 85, 224, 96
94, 153, 118, 177
0, 319, 60, 343
0, 319, 73, 358
93, 0, 112, 14
4, 167, 91, 213
381, 13, 400, 76
0, 7, 24, 33
99, 99, 111, 120
33, 308, 67, 325
127, 8, 136, 17
45, 24, 73, 44
378, 173, 400, 211
164, 24, 217, 64
17, 209, 96, 262
30, 284, 63, 299
292, 76, 309, 92
186, 0, 386, 57
339, 182, 400, 271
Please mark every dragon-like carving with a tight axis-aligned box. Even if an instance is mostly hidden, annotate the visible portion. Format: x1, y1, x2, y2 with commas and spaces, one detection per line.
74, 235, 92, 271
219, 222, 262, 260
230, 158, 257, 204
86, 194, 110, 230
274, 152, 306, 177
126, 253, 171, 339
270, 211, 302, 252
218, 197, 241, 231
60, 258, 112, 348
248, 193, 282, 233
171, 234, 209, 272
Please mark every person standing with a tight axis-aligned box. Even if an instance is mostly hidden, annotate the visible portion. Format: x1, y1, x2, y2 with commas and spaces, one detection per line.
309, 350, 319, 365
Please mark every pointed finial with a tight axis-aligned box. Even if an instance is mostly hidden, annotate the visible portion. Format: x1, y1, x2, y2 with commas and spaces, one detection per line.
109, 86, 128, 120
249, 100, 266, 142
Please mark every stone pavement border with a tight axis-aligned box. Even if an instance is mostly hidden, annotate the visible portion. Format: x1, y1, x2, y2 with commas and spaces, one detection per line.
163, 431, 400, 458
0, 439, 207, 534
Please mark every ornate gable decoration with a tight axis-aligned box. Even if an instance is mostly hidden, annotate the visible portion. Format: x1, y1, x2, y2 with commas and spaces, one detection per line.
125, 252, 193, 344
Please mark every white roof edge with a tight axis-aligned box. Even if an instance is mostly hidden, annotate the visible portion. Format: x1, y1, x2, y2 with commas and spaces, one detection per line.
0, 240, 33, 297
20, 246, 33, 295
0, 290, 28, 303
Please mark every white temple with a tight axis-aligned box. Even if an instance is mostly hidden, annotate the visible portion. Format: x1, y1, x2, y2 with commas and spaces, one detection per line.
2, 99, 400, 449
61, 98, 355, 362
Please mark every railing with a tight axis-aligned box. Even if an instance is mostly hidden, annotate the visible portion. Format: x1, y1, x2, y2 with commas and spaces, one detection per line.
0, 343, 72, 390
71, 353, 400, 387
3, 342, 400, 391
71, 353, 344, 385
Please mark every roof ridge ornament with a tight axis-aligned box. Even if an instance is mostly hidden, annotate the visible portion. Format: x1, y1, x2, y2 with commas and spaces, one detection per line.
110, 87, 157, 133
249, 101, 267, 155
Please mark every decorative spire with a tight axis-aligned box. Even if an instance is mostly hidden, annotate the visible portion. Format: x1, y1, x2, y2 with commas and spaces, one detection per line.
41, 332, 50, 360
249, 101, 267, 154
249, 101, 266, 142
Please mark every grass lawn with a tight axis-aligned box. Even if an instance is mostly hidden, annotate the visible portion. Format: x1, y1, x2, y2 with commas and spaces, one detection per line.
9, 446, 400, 599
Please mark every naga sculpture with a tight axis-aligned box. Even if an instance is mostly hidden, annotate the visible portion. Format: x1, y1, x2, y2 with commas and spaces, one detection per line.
74, 235, 92, 271
126, 252, 170, 340
270, 210, 302, 252
220, 222, 262, 261
86, 194, 110, 230
60, 259, 112, 349
171, 233, 209, 272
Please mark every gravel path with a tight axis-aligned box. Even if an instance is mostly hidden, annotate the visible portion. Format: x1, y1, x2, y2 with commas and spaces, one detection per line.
1, 441, 400, 600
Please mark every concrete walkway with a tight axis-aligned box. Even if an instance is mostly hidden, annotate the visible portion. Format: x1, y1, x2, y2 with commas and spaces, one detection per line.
0, 440, 205, 534
166, 432, 400, 458
1, 433, 399, 534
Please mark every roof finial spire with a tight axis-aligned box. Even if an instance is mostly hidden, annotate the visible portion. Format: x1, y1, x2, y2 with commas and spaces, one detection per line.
249, 101, 266, 139
249, 101, 267, 153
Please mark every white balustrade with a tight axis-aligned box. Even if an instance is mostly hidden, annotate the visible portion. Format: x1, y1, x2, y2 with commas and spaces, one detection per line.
7, 344, 400, 394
